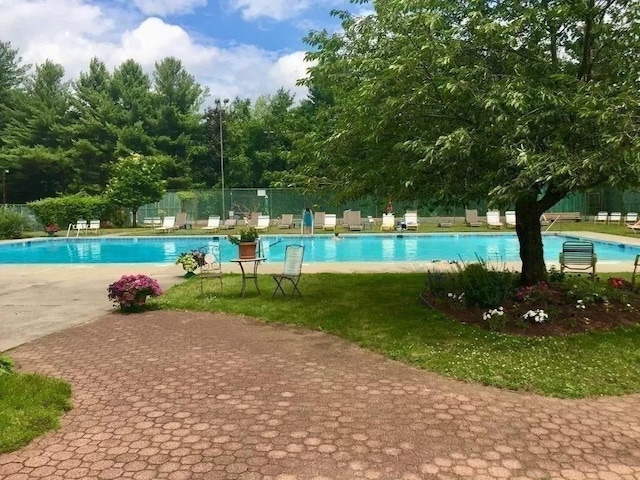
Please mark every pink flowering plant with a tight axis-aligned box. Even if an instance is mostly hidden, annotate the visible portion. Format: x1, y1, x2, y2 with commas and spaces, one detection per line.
107, 274, 162, 311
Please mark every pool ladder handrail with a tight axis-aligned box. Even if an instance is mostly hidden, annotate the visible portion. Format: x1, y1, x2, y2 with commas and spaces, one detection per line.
543, 216, 560, 234
66, 223, 82, 238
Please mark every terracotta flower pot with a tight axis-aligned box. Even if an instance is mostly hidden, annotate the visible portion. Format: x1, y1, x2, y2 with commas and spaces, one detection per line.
238, 242, 257, 259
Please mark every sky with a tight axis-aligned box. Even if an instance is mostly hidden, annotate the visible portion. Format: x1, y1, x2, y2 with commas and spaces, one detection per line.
0, 0, 366, 106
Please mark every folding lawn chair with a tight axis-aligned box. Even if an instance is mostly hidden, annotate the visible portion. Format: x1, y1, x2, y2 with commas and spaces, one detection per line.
272, 244, 305, 299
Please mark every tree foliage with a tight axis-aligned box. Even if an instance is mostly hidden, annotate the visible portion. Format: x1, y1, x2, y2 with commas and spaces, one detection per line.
105, 154, 165, 227
297, 0, 640, 284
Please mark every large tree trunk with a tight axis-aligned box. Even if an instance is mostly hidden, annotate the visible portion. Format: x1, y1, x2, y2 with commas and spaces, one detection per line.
515, 196, 546, 286
514, 186, 568, 286
132, 207, 138, 228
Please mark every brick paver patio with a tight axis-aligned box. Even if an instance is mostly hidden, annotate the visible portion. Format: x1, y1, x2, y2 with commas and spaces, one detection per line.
2, 311, 640, 479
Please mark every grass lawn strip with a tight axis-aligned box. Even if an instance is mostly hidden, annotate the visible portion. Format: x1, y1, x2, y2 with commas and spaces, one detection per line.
0, 372, 72, 453
158, 272, 640, 399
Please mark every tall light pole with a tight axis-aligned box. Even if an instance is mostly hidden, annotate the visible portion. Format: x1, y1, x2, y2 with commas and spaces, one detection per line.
215, 98, 230, 220
1, 169, 8, 206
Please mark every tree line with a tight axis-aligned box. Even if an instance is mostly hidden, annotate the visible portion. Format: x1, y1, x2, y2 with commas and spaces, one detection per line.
0, 41, 312, 204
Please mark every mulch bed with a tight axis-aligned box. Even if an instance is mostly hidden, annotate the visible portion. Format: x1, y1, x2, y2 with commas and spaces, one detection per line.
421, 285, 640, 337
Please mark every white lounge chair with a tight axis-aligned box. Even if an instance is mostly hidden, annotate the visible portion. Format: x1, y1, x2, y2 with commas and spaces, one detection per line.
625, 212, 638, 225
380, 213, 395, 232
255, 215, 270, 231
313, 212, 325, 229
609, 212, 622, 225
278, 214, 294, 229
73, 219, 88, 235
594, 212, 608, 224
202, 216, 221, 232
348, 210, 363, 231
404, 211, 419, 231
505, 211, 516, 228
88, 219, 100, 234
486, 210, 504, 229
323, 214, 337, 231
219, 218, 237, 230
155, 216, 176, 233
465, 209, 482, 227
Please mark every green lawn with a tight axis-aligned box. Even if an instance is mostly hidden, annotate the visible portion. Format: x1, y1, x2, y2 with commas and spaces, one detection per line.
157, 272, 640, 399
0, 372, 72, 453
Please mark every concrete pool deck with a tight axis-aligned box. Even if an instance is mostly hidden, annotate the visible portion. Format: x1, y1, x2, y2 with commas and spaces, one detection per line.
1, 230, 639, 353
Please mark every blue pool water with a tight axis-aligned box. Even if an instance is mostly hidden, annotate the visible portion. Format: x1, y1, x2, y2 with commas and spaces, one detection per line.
0, 234, 638, 264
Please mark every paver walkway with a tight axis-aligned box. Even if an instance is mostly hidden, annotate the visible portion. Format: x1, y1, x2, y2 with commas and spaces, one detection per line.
2, 311, 640, 480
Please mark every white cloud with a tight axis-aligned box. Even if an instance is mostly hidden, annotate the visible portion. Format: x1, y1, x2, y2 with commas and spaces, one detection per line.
0, 0, 312, 105
133, 0, 207, 16
228, 0, 310, 21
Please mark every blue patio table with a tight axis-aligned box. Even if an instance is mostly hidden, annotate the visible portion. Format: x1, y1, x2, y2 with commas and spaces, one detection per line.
230, 257, 266, 297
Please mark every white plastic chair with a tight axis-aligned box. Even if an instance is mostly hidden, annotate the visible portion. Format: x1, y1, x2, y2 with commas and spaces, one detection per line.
255, 215, 271, 231
380, 213, 395, 232
594, 212, 608, 224
486, 211, 504, 229
202, 216, 221, 232
505, 211, 516, 228
155, 216, 176, 233
404, 211, 419, 230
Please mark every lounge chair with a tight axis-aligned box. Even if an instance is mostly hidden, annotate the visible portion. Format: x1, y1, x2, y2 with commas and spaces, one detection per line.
200, 247, 223, 293
323, 214, 337, 231
142, 217, 154, 228
348, 210, 363, 231
505, 211, 516, 228
465, 209, 482, 227
202, 216, 221, 232
219, 218, 237, 230
278, 214, 294, 229
248, 212, 261, 227
609, 212, 622, 225
559, 241, 597, 279
380, 213, 395, 232
486, 210, 504, 229
314, 212, 325, 229
342, 210, 351, 229
366, 216, 376, 229
255, 215, 270, 231
627, 220, 640, 234
438, 217, 453, 228
625, 212, 638, 225
155, 216, 176, 233
69, 219, 88, 237
175, 212, 190, 229
594, 211, 608, 224
88, 219, 100, 234
404, 211, 419, 231
272, 244, 305, 299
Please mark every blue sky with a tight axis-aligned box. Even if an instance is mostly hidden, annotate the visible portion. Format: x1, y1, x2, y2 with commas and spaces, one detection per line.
1, 0, 364, 104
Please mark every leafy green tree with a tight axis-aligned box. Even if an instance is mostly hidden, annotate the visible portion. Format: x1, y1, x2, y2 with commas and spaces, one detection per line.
302, 0, 640, 285
105, 154, 165, 227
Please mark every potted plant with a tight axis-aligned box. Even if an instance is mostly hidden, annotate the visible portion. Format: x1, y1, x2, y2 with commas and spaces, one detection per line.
44, 224, 59, 236
175, 250, 206, 277
107, 274, 163, 312
228, 226, 259, 259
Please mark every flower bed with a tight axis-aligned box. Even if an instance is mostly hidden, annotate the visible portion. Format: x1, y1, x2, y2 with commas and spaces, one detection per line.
422, 265, 640, 336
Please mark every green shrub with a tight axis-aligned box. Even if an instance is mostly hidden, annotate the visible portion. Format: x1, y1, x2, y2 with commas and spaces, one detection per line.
28, 193, 108, 228
0, 209, 28, 239
459, 261, 518, 308
0, 356, 14, 375
563, 276, 633, 304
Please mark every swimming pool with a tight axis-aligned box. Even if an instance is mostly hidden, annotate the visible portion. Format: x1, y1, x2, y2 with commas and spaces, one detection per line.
0, 234, 638, 264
